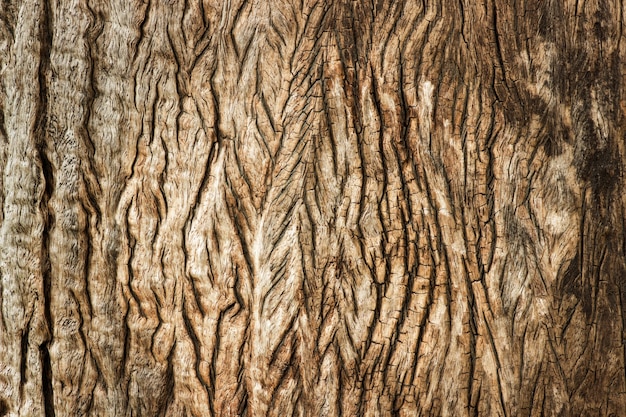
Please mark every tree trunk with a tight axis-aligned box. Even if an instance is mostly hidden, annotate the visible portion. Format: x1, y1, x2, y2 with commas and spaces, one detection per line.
1, 0, 625, 416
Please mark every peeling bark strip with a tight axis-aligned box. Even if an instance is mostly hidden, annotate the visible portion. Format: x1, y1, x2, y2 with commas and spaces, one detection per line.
1, 0, 626, 416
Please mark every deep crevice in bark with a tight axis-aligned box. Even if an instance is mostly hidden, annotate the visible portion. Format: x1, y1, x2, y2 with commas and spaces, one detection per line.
39, 344, 55, 417
36, 0, 54, 415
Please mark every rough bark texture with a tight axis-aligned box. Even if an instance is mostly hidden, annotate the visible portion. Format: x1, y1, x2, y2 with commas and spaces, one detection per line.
1, 0, 626, 416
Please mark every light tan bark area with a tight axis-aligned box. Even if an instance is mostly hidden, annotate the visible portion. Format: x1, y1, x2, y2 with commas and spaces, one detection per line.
1, 0, 626, 415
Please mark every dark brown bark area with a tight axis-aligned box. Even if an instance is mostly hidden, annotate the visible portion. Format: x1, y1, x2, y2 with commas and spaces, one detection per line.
1, 0, 626, 416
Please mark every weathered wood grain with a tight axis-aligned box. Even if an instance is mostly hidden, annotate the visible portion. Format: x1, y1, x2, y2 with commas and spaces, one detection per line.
1, 0, 626, 415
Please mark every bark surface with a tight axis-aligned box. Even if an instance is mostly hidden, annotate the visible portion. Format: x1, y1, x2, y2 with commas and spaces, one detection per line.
1, 0, 626, 416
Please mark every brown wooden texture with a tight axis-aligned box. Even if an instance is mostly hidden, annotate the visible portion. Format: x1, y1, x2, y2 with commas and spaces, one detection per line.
1, 0, 626, 416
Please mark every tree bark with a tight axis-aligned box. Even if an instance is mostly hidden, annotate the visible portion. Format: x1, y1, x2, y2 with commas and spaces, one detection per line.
1, 0, 626, 416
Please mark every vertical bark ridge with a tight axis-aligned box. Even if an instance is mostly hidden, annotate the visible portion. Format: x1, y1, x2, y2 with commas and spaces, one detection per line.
0, 1, 50, 415
84, 0, 147, 413
42, 0, 98, 415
